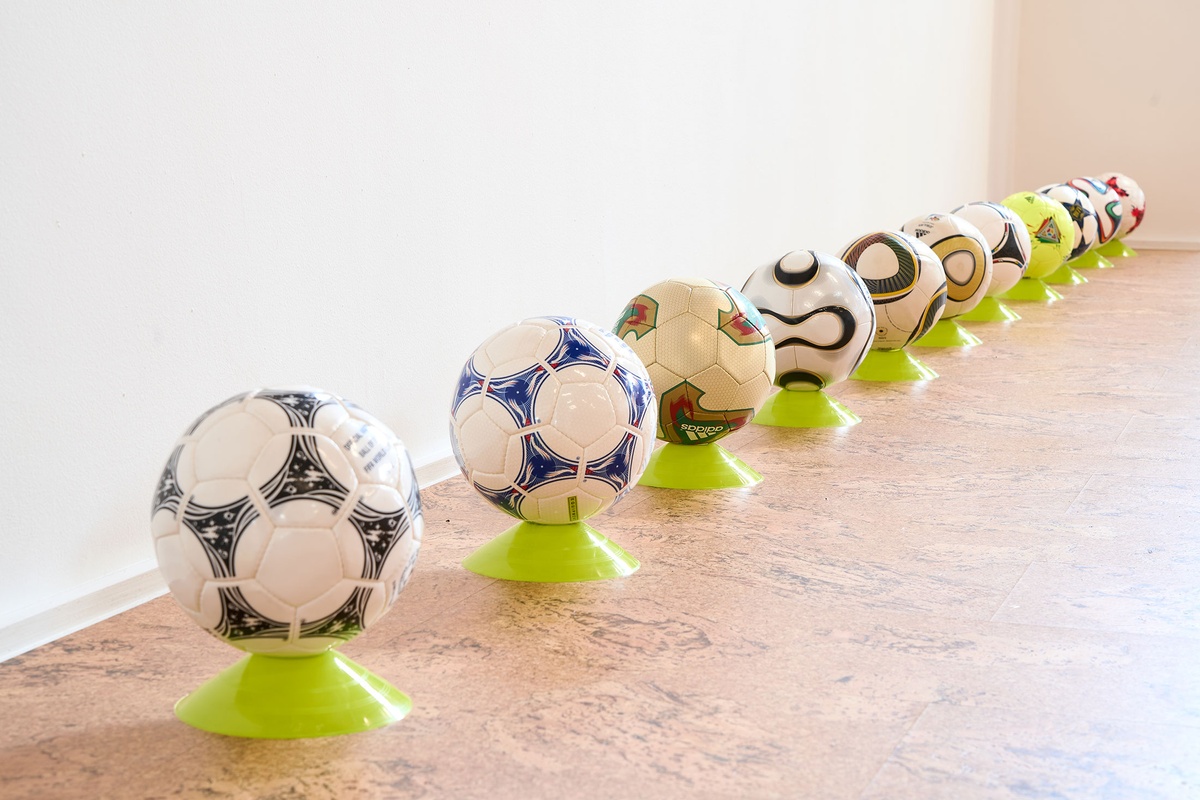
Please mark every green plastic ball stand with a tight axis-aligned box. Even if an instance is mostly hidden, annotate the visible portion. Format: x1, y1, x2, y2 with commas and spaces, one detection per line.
1044, 262, 1089, 285
851, 348, 938, 382
462, 520, 638, 582
638, 441, 762, 489
1000, 277, 1064, 303
174, 650, 411, 739
753, 389, 860, 428
957, 295, 1021, 323
1096, 239, 1137, 259
1073, 249, 1116, 268
912, 318, 982, 348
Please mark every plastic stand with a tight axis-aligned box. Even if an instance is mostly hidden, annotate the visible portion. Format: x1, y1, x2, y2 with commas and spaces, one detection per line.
912, 318, 982, 348
957, 296, 1020, 323
1000, 278, 1064, 303
462, 520, 638, 582
852, 348, 938, 382
1071, 250, 1114, 269
753, 389, 860, 428
174, 650, 411, 739
1044, 262, 1089, 285
638, 441, 762, 489
1097, 239, 1137, 259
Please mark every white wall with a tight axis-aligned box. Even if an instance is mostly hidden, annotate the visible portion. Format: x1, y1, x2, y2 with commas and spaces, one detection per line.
0, 1, 998, 653
1010, 0, 1200, 247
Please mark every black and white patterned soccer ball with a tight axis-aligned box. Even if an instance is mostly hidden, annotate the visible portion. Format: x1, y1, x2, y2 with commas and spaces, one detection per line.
151, 388, 423, 656
740, 251, 876, 391
900, 213, 993, 319
838, 231, 948, 350
950, 201, 1031, 297
1037, 183, 1099, 260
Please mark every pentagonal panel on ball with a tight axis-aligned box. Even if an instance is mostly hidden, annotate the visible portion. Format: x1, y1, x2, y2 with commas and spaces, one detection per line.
455, 405, 511, 477
192, 411, 274, 482
716, 332, 769, 386
550, 379, 618, 449
156, 533, 205, 613
255, 527, 345, 608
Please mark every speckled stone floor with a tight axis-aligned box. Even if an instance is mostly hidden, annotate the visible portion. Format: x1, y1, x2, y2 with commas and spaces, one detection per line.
2, 250, 1199, 799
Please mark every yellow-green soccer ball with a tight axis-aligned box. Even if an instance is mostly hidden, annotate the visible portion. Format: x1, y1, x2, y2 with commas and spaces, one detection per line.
1000, 192, 1075, 279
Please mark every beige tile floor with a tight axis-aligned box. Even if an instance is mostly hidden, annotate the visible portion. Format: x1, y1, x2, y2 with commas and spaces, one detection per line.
2, 250, 1199, 799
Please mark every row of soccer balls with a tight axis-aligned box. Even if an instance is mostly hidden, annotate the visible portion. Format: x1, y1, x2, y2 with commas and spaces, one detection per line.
150, 173, 1144, 658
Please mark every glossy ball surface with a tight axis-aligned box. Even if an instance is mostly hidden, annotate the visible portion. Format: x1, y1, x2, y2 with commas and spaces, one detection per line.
1038, 183, 1099, 260
151, 388, 423, 656
450, 317, 656, 524
900, 213, 993, 318
838, 231, 948, 350
1098, 172, 1146, 238
1067, 177, 1123, 245
614, 278, 774, 445
1001, 192, 1075, 279
950, 201, 1031, 296
740, 250, 875, 391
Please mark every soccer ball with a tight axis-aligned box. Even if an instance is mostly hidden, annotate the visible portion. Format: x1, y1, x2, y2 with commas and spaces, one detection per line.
450, 316, 656, 525
151, 388, 423, 657
1067, 177, 1123, 244
1037, 183, 1099, 260
740, 250, 875, 391
1098, 172, 1146, 237
614, 278, 774, 445
1000, 192, 1075, 279
900, 213, 992, 318
838, 231, 948, 350
950, 201, 1031, 297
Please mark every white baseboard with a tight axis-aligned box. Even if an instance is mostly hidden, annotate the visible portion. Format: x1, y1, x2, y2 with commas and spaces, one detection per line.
0, 454, 462, 664
1127, 238, 1200, 251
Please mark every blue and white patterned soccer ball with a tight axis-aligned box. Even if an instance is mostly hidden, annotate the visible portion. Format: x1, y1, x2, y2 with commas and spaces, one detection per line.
450, 316, 656, 525
740, 251, 875, 391
151, 388, 423, 656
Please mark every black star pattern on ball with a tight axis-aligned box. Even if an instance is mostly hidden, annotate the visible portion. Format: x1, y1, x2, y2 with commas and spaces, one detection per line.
214, 585, 292, 642
1065, 197, 1088, 225
347, 498, 411, 580
298, 585, 372, 642
181, 494, 261, 578
152, 445, 185, 517
258, 435, 351, 513
256, 389, 338, 428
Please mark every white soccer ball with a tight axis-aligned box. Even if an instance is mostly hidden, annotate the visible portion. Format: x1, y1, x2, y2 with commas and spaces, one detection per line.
900, 213, 993, 318
450, 316, 656, 525
950, 201, 1032, 296
740, 250, 875, 391
1037, 183, 1099, 260
838, 231, 948, 350
614, 278, 774, 445
1067, 177, 1123, 244
151, 388, 423, 656
1098, 172, 1146, 238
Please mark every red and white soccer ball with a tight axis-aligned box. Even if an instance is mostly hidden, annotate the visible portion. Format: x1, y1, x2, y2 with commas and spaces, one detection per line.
151, 388, 423, 656
1098, 172, 1146, 238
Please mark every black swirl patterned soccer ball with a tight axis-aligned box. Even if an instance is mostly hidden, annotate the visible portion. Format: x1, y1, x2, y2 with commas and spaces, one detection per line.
151, 387, 423, 656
